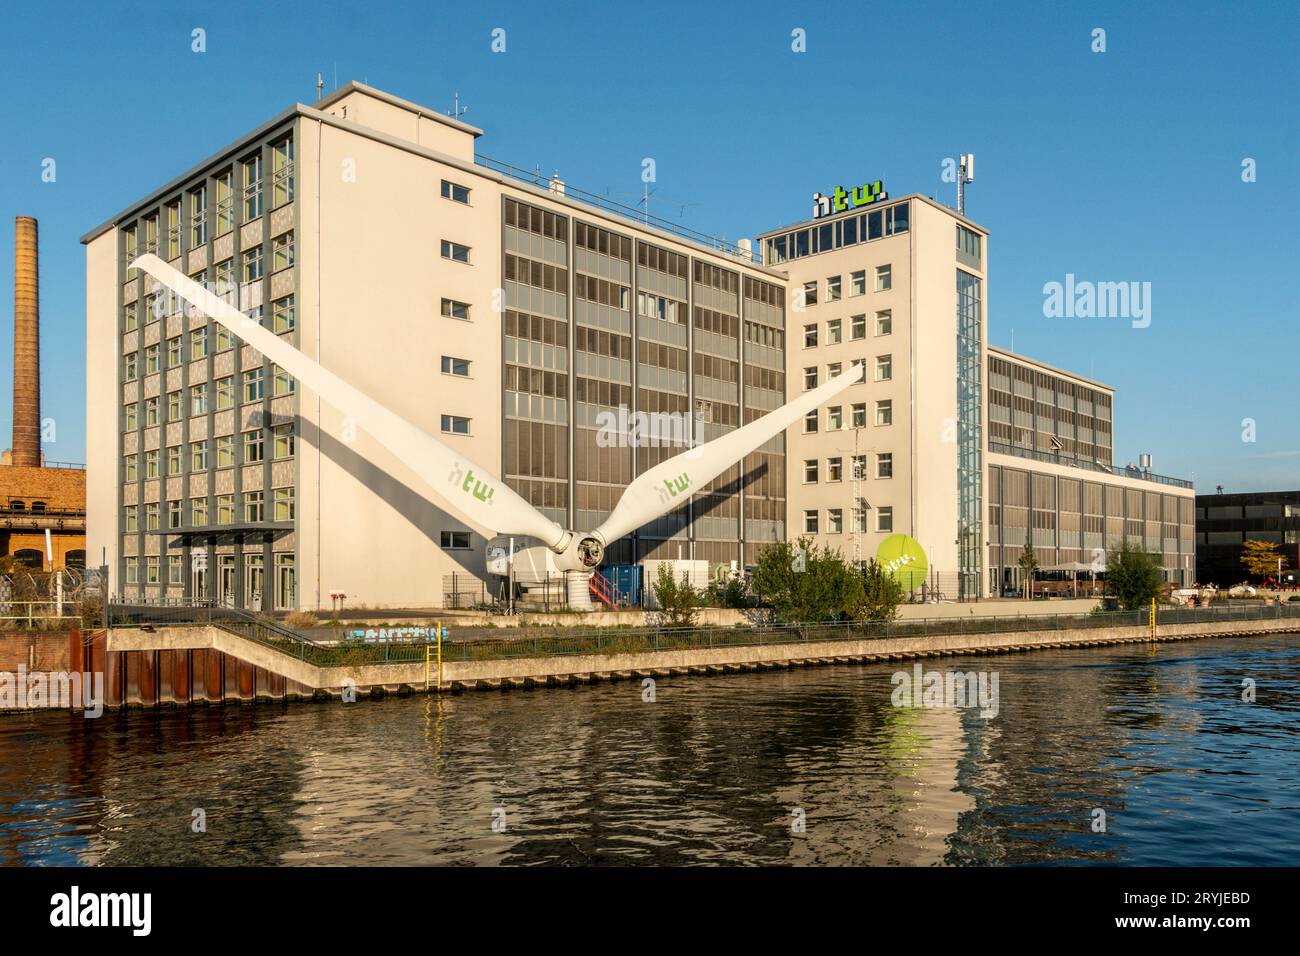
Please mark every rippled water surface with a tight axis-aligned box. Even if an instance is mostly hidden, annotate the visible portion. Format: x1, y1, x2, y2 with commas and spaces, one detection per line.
2, 634, 1298, 865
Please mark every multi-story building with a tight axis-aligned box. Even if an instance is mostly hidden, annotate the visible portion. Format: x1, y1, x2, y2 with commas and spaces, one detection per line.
1195, 490, 1300, 585
84, 81, 1194, 610
766, 195, 1196, 597
84, 82, 787, 610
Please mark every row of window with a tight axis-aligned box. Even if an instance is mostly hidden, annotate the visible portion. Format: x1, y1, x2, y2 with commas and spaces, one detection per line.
764, 201, 911, 266
124, 426, 295, 479
804, 453, 893, 483
804, 399, 893, 432
805, 355, 891, 389
123, 553, 296, 592
803, 311, 892, 348
122, 138, 294, 265
800, 265, 892, 306
125, 297, 294, 373
124, 488, 296, 530
803, 506, 895, 535
123, 369, 295, 427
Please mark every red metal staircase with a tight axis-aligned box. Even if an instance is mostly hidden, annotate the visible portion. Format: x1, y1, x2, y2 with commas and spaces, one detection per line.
588, 570, 617, 608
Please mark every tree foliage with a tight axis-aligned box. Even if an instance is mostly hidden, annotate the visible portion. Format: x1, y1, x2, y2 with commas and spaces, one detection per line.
751, 541, 903, 623
1106, 539, 1163, 610
1017, 541, 1040, 598
652, 564, 699, 628
1240, 539, 1281, 580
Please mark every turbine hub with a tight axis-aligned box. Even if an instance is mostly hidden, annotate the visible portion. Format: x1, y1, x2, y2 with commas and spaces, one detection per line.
576, 534, 604, 568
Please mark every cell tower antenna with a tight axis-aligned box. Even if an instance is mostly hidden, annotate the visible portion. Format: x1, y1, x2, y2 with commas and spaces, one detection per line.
958, 153, 975, 215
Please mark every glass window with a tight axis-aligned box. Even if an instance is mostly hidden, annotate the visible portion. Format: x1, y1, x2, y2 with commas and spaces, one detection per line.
276, 554, 296, 609
124, 454, 138, 482
827, 405, 843, 430
441, 180, 471, 204
272, 232, 295, 272
190, 326, 208, 360
440, 531, 471, 550
168, 499, 182, 529
441, 240, 470, 263
441, 298, 471, 321
804, 459, 818, 483
243, 367, 264, 402
242, 247, 264, 284
441, 414, 471, 435
243, 153, 264, 220
803, 410, 818, 434
216, 435, 235, 468
217, 494, 235, 525
273, 423, 295, 459
804, 366, 818, 390
852, 402, 867, 428
828, 509, 843, 534
145, 556, 160, 584
441, 356, 472, 377
166, 335, 182, 366
190, 185, 207, 246
123, 302, 138, 332
828, 457, 842, 482
876, 355, 892, 381
804, 323, 817, 348
190, 439, 208, 471
244, 491, 264, 523
144, 344, 160, 374
876, 506, 894, 533
271, 138, 294, 208
801, 281, 818, 307
243, 430, 264, 463
274, 487, 295, 521
804, 510, 818, 534
144, 449, 159, 478
850, 314, 866, 339
826, 276, 841, 302
273, 365, 295, 397
144, 397, 160, 426
215, 376, 234, 410
167, 445, 182, 475
868, 209, 883, 241
168, 554, 184, 583
876, 400, 893, 426
124, 352, 138, 381
191, 496, 208, 525
145, 502, 160, 531
875, 264, 892, 291
272, 295, 295, 334
125, 557, 139, 585
124, 403, 138, 431
826, 318, 842, 344
876, 311, 892, 336
877, 452, 894, 479
214, 171, 233, 236
189, 383, 208, 416
124, 506, 138, 532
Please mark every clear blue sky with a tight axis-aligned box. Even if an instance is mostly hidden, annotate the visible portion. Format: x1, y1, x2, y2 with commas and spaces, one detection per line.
0, 0, 1295, 490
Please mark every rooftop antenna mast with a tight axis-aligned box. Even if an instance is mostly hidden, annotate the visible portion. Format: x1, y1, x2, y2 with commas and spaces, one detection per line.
448, 90, 469, 121
958, 153, 975, 215
316, 72, 324, 100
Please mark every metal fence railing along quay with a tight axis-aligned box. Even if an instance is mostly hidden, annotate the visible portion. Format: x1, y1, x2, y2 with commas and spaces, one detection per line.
105, 601, 1300, 669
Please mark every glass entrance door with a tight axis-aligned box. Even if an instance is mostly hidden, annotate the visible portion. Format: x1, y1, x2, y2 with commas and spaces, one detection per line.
219, 555, 236, 607
245, 555, 265, 612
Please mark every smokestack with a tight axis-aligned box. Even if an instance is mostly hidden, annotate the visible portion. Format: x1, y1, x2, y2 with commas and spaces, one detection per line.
12, 216, 41, 467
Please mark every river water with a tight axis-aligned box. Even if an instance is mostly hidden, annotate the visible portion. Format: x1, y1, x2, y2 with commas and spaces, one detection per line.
2, 634, 1297, 866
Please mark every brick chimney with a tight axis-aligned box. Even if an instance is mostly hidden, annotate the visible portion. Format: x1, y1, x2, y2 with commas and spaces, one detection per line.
12, 216, 41, 467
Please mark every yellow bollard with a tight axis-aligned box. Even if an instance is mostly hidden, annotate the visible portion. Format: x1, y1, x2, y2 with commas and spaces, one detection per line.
1150, 597, 1157, 640
437, 620, 443, 691
424, 643, 431, 690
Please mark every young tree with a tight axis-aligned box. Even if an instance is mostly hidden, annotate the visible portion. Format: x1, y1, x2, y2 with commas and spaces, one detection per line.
855, 558, 905, 622
1241, 539, 1281, 581
1017, 541, 1039, 599
652, 563, 699, 628
1106, 539, 1163, 611
752, 540, 867, 623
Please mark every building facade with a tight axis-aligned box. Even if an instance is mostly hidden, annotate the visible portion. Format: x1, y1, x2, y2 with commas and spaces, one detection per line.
1195, 490, 1300, 585
84, 81, 1195, 610
85, 83, 786, 610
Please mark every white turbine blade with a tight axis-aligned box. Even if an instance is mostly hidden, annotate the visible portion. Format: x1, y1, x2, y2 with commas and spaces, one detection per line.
132, 254, 567, 550
594, 363, 865, 545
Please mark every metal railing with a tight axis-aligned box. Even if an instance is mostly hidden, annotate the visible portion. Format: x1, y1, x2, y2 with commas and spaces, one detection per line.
101, 600, 1294, 668
475, 153, 758, 263
989, 441, 1194, 489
